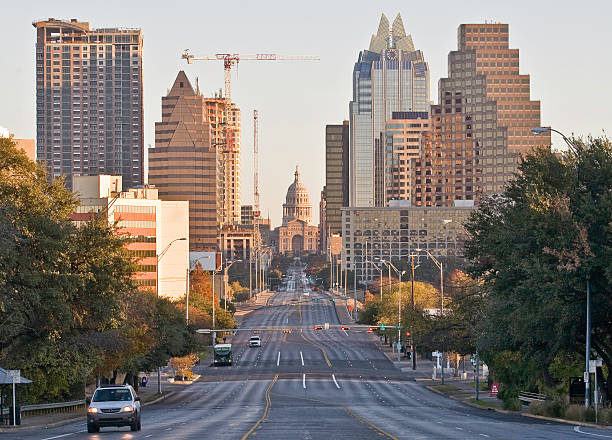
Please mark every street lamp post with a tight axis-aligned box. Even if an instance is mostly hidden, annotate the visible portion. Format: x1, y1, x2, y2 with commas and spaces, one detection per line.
533, 126, 593, 407
155, 237, 187, 394
366, 260, 383, 301
223, 259, 242, 310
410, 254, 417, 370
417, 248, 445, 383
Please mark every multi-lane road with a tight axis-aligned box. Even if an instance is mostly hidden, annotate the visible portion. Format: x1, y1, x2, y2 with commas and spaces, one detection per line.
7, 267, 611, 439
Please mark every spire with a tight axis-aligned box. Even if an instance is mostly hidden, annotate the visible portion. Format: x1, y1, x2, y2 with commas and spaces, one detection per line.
168, 71, 195, 97
295, 165, 300, 181
376, 13, 389, 39
392, 13, 406, 37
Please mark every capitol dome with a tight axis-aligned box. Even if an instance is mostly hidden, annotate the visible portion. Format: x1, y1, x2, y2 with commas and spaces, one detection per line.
282, 166, 312, 226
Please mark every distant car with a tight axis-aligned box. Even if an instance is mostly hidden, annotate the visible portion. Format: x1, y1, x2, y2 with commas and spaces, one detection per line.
249, 336, 261, 347
313, 325, 323, 331
87, 384, 141, 433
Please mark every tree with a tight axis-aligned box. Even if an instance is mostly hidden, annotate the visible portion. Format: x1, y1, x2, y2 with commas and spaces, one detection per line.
464, 137, 612, 401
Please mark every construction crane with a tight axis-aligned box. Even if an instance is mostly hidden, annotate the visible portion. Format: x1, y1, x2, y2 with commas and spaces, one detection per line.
181, 50, 319, 228
253, 109, 261, 257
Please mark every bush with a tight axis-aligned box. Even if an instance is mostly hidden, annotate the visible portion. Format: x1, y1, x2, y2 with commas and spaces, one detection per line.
600, 408, 612, 425
232, 291, 250, 302
565, 404, 586, 422
529, 399, 565, 418
503, 398, 522, 411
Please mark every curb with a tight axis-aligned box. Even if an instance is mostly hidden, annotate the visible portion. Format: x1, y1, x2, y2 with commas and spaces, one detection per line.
142, 391, 176, 407
424, 385, 612, 429
522, 413, 612, 430
0, 414, 85, 432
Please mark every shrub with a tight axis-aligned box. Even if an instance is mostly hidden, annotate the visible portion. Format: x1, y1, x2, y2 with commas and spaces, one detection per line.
599, 408, 612, 425
232, 290, 250, 302
565, 404, 586, 422
503, 398, 522, 411
529, 399, 565, 418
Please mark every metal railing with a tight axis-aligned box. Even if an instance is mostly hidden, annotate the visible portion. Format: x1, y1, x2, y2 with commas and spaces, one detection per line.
20, 399, 86, 417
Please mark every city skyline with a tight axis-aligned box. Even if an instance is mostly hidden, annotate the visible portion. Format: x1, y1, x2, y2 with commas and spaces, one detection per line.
2, 0, 611, 226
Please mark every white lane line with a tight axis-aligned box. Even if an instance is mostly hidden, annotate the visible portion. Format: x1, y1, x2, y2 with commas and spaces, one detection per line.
342, 329, 349, 336
479, 434, 489, 438
303, 373, 307, 389
574, 426, 612, 438
332, 374, 341, 389
277, 351, 281, 366
145, 435, 153, 438
300, 351, 304, 366
42, 432, 87, 440
456, 427, 463, 430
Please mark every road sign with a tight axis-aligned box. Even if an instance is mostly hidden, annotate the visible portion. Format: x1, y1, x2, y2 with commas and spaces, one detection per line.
324, 323, 329, 330
589, 359, 603, 373
7, 370, 20, 381
397, 343, 402, 350
432, 351, 441, 357
584, 371, 589, 382
379, 324, 386, 331
490, 382, 499, 397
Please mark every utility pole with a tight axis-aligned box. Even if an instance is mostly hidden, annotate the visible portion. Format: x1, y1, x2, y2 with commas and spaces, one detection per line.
410, 254, 416, 370
585, 279, 591, 408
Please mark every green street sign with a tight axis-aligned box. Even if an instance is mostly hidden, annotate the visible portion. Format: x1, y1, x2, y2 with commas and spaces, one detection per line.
379, 324, 386, 331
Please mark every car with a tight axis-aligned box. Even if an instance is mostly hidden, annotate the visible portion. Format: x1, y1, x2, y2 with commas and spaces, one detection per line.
87, 384, 141, 433
313, 325, 323, 331
248, 336, 261, 347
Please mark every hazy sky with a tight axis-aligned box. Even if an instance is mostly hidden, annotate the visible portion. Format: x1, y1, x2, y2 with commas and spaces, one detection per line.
2, 0, 611, 227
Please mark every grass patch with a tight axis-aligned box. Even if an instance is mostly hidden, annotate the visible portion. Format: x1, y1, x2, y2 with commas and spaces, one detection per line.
467, 381, 489, 391
431, 384, 462, 393
197, 347, 211, 363
468, 398, 497, 408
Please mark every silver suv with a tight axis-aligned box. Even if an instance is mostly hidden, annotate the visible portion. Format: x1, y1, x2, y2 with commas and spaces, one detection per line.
249, 335, 261, 347
87, 384, 141, 432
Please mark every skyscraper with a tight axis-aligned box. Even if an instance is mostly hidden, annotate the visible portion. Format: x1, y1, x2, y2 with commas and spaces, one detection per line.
148, 71, 217, 251
410, 23, 550, 207
33, 18, 143, 188
325, 121, 349, 236
349, 13, 430, 207
203, 95, 241, 226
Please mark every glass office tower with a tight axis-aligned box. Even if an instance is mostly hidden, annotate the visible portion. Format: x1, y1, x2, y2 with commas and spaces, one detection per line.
349, 13, 430, 207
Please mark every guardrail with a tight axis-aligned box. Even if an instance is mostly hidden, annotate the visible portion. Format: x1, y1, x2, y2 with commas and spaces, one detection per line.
20, 399, 86, 417
518, 392, 549, 405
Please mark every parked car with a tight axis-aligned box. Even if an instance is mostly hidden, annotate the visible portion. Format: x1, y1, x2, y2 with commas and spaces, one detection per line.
249, 335, 261, 347
87, 384, 141, 432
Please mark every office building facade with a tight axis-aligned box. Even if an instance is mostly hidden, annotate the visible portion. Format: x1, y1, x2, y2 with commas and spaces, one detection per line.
149, 71, 217, 251
325, 121, 349, 236
349, 13, 430, 207
33, 18, 143, 189
411, 23, 550, 207
71, 175, 189, 299
341, 206, 473, 282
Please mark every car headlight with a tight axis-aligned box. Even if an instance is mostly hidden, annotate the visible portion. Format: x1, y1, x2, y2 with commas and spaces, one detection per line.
87, 407, 99, 414
122, 406, 135, 412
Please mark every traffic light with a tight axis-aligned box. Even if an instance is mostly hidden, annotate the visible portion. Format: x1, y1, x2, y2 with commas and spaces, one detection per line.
368, 327, 374, 332
406, 331, 411, 337
330, 298, 335, 302
341, 326, 350, 331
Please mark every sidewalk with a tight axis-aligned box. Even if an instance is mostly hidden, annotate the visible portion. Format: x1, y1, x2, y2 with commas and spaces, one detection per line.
0, 373, 190, 432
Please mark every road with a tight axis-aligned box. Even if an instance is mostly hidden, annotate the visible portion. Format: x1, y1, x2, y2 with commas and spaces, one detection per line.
6, 266, 611, 439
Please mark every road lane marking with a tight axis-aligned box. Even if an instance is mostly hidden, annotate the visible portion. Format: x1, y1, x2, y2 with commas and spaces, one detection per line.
574, 426, 612, 438
332, 374, 340, 389
303, 373, 306, 389
300, 351, 304, 366
241, 374, 279, 440
41, 432, 87, 440
277, 351, 281, 366
300, 334, 331, 367
479, 435, 489, 438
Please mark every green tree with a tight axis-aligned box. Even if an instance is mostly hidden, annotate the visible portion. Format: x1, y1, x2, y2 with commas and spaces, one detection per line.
464, 137, 612, 400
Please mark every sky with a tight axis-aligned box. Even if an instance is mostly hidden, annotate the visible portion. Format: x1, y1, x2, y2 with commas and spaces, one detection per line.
1, 0, 611, 228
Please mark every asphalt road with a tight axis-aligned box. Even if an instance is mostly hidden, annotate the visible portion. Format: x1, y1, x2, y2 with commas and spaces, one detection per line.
6, 267, 611, 439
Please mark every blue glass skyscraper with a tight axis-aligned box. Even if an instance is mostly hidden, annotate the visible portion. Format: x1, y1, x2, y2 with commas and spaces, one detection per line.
349, 13, 430, 207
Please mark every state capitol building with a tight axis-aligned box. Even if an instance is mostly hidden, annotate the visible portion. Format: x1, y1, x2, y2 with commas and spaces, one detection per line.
273, 167, 319, 254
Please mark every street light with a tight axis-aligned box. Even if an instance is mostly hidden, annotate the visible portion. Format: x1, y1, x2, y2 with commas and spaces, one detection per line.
187, 254, 214, 323
365, 260, 383, 301
379, 260, 405, 362
416, 247, 445, 384
155, 236, 186, 394
223, 259, 242, 310
531, 126, 577, 152
534, 126, 591, 407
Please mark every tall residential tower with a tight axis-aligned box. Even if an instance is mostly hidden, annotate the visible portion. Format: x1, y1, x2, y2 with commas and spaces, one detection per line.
33, 18, 143, 188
